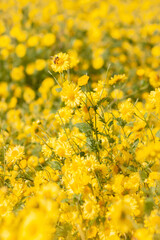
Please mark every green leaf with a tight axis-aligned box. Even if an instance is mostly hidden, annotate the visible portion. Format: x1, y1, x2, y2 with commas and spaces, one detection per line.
97, 97, 109, 106
116, 117, 127, 127
139, 170, 148, 181
61, 198, 70, 203
153, 234, 160, 240
13, 200, 25, 213
79, 151, 85, 157
98, 132, 108, 137
56, 88, 62, 92
73, 193, 82, 203
132, 138, 139, 149
144, 197, 154, 215
55, 223, 72, 239
126, 122, 134, 127
108, 120, 113, 127
48, 160, 61, 170
127, 165, 137, 172
108, 137, 115, 143
156, 130, 160, 138
144, 112, 148, 119
75, 122, 92, 135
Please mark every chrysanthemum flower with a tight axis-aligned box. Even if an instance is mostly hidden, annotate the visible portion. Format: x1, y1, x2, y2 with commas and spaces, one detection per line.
68, 49, 79, 68
42, 138, 55, 158
55, 107, 73, 125
51, 52, 70, 73
61, 80, 82, 107
109, 74, 127, 85
144, 209, 160, 234
18, 210, 53, 240
5, 145, 24, 167
133, 228, 153, 240
83, 195, 99, 219
78, 75, 89, 86
119, 98, 134, 121
111, 89, 124, 99
28, 156, 39, 168
54, 140, 72, 158
108, 199, 134, 233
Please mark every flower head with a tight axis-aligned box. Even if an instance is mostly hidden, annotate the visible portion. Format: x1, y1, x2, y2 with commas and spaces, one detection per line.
61, 80, 82, 107
5, 145, 24, 167
109, 74, 127, 85
51, 52, 70, 73
78, 75, 89, 86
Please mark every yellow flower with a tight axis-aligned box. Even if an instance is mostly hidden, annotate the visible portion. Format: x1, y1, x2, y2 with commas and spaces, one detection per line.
109, 74, 127, 85
28, 156, 39, 168
149, 88, 160, 116
27, 35, 39, 47
0, 82, 8, 98
87, 226, 98, 238
111, 89, 124, 99
132, 228, 153, 240
42, 138, 55, 158
145, 210, 160, 234
54, 140, 72, 158
10, 66, 24, 81
55, 107, 73, 124
0, 101, 7, 112
151, 44, 160, 57
35, 59, 46, 71
61, 80, 82, 107
146, 172, 160, 188
0, 20, 5, 35
51, 52, 70, 73
108, 199, 134, 234
39, 182, 59, 199
92, 57, 104, 69
5, 145, 24, 167
15, 44, 26, 58
8, 97, 17, 109
1, 48, 9, 60
25, 63, 35, 75
68, 49, 79, 68
23, 87, 35, 104
0, 35, 10, 48
119, 98, 134, 121
18, 210, 52, 240
78, 75, 89, 86
83, 195, 99, 219
41, 33, 56, 47
149, 71, 160, 88
136, 68, 145, 77
19, 159, 27, 169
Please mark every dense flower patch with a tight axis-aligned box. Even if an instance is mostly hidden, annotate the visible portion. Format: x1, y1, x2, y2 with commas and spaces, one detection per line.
0, 0, 160, 239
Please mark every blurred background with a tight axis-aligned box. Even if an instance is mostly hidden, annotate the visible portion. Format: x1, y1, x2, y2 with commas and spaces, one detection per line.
0, 0, 160, 93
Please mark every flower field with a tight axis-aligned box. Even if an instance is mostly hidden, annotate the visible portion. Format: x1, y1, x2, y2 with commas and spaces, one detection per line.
1, 0, 160, 239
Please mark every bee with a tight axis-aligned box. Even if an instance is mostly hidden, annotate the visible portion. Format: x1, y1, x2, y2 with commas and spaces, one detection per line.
54, 56, 59, 64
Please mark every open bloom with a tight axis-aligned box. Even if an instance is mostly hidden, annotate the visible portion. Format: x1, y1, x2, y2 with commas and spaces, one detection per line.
78, 75, 89, 86
5, 145, 24, 167
61, 80, 82, 107
51, 52, 70, 73
109, 74, 127, 85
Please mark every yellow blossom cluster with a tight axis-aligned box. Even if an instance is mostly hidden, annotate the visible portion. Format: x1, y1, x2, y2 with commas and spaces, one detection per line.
0, 0, 160, 240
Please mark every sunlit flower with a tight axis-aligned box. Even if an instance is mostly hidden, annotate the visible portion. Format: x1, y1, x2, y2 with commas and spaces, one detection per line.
78, 75, 89, 86
5, 145, 24, 167
109, 74, 127, 85
51, 52, 70, 73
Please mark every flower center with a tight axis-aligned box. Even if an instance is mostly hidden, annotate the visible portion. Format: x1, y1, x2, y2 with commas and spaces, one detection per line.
54, 56, 64, 66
